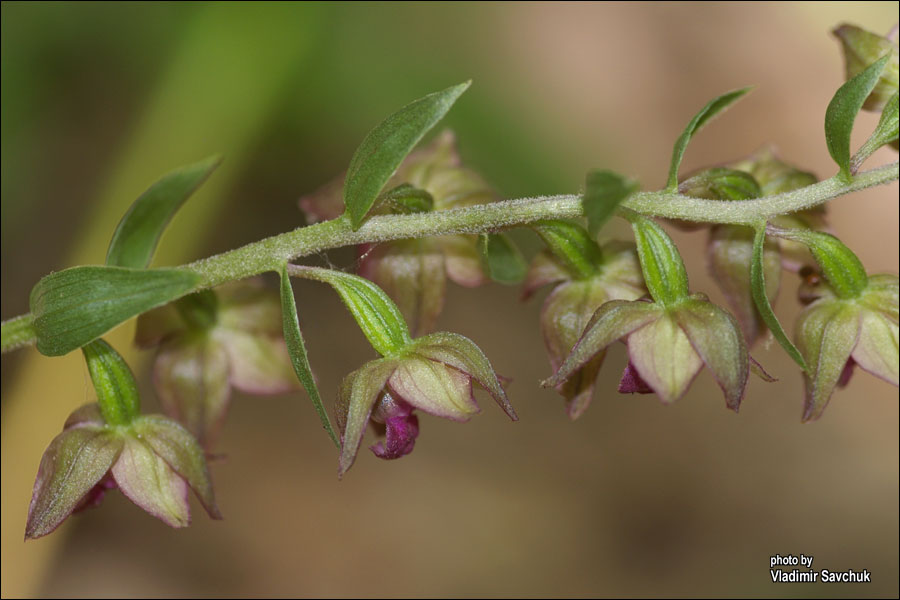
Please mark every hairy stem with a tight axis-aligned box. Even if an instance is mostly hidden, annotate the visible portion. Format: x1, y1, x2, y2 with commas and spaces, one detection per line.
2, 161, 897, 353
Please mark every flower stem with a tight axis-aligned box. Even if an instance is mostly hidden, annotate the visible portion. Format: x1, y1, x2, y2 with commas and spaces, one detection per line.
2, 161, 897, 353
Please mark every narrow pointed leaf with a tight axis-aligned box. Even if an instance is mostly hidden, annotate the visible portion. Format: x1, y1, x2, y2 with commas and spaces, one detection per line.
750, 226, 807, 370
583, 170, 638, 236
343, 82, 470, 228
851, 91, 899, 172
531, 220, 602, 280
30, 266, 200, 356
825, 55, 890, 180
479, 233, 528, 285
666, 88, 752, 190
279, 265, 338, 447
288, 266, 411, 356
767, 227, 868, 299
106, 156, 221, 268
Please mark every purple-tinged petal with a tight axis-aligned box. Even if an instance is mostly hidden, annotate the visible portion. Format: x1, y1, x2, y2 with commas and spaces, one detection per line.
26, 427, 123, 539
627, 312, 704, 404
111, 436, 191, 528
72, 475, 117, 514
521, 250, 570, 300
851, 309, 899, 385
796, 302, 861, 421
408, 331, 515, 420
860, 274, 899, 323
618, 361, 654, 394
750, 356, 777, 382
152, 335, 231, 447
358, 239, 447, 336
217, 329, 299, 395
64, 403, 106, 429
337, 359, 399, 477
543, 300, 661, 388
388, 357, 479, 422
672, 299, 749, 411
369, 393, 419, 460
135, 303, 186, 348
439, 235, 488, 287
131, 415, 222, 519
595, 240, 646, 299
298, 172, 345, 223
837, 358, 856, 388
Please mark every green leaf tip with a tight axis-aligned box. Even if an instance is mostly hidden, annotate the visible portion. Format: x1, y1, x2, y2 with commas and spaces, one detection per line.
479, 233, 528, 285
583, 170, 639, 237
825, 55, 890, 180
666, 87, 753, 191
106, 155, 222, 269
343, 81, 471, 229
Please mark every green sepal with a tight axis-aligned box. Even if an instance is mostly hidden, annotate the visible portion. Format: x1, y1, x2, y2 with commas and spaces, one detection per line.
378, 183, 434, 214
749, 225, 808, 371
81, 339, 141, 426
30, 266, 200, 356
479, 233, 528, 285
678, 167, 761, 200
106, 156, 221, 268
825, 55, 890, 181
343, 82, 470, 229
531, 220, 602, 280
767, 227, 868, 299
624, 212, 689, 306
583, 170, 639, 236
666, 88, 752, 191
278, 265, 339, 447
289, 266, 411, 356
174, 290, 219, 331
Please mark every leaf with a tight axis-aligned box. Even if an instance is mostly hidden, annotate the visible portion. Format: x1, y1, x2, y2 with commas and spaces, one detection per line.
479, 233, 528, 285
378, 183, 434, 214
279, 265, 339, 447
531, 220, 602, 280
666, 88, 752, 191
30, 266, 200, 356
825, 55, 890, 180
749, 226, 807, 371
106, 156, 221, 268
766, 227, 868, 299
343, 82, 470, 229
625, 212, 689, 306
82, 339, 142, 426
583, 170, 639, 236
678, 167, 761, 200
289, 266, 411, 356
851, 90, 899, 172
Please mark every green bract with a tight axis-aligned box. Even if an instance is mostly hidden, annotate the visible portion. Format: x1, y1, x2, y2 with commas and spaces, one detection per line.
480, 233, 528, 285
583, 170, 639, 237
625, 212, 689, 306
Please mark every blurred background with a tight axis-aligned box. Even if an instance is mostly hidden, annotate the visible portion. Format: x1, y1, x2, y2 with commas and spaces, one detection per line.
2, 2, 897, 597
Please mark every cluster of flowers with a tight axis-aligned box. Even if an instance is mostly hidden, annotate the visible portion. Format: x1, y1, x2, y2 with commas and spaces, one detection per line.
24, 23, 897, 539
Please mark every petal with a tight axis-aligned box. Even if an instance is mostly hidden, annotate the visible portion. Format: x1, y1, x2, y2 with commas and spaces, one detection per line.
388, 356, 480, 421
439, 235, 488, 287
617, 360, 654, 394
131, 415, 222, 519
708, 225, 781, 345
217, 329, 299, 394
851, 309, 899, 386
369, 394, 420, 460
595, 240, 646, 298
543, 300, 661, 388
673, 299, 749, 411
336, 359, 398, 477
559, 353, 606, 420
860, 274, 899, 323
26, 427, 123, 539
153, 335, 231, 447
796, 302, 861, 421
298, 172, 346, 223
63, 403, 106, 429
627, 312, 704, 404
111, 436, 191, 528
408, 331, 516, 419
521, 250, 570, 300
217, 279, 284, 336
134, 303, 185, 348
358, 239, 447, 336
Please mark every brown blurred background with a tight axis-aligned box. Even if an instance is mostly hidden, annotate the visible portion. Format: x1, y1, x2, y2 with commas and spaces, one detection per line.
1, 2, 897, 598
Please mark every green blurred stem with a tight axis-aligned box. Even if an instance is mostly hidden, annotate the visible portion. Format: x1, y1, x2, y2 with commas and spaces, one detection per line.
1, 161, 897, 352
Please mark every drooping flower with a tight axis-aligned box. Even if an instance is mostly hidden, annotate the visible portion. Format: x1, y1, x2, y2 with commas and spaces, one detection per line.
300, 130, 492, 335
523, 235, 646, 419
795, 273, 898, 421
136, 280, 298, 447
833, 23, 899, 111
335, 331, 516, 476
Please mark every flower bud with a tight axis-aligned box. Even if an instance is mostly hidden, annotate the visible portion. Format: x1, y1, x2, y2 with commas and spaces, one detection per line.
833, 24, 900, 111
